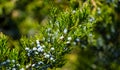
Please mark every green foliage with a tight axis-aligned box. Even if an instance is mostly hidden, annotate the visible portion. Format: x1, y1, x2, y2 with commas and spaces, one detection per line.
0, 32, 8, 60
0, 0, 120, 70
